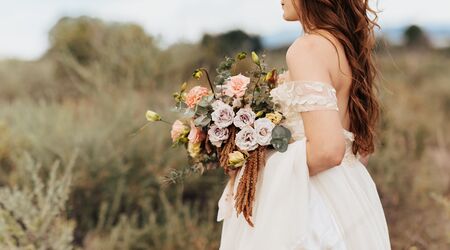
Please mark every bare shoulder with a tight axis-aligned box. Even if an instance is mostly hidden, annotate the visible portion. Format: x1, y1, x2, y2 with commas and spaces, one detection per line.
287, 33, 337, 58
286, 32, 339, 84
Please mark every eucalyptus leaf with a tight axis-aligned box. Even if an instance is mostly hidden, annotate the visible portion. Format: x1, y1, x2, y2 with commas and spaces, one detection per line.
194, 115, 211, 127
270, 125, 292, 152
198, 95, 214, 107
175, 101, 188, 111
195, 105, 209, 115
206, 95, 214, 102
270, 138, 289, 152
183, 109, 196, 118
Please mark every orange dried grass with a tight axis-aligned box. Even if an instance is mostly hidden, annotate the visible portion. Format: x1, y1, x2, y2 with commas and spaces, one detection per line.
218, 126, 267, 227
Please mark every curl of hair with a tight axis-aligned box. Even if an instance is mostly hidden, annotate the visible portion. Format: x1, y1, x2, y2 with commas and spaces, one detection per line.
292, 0, 381, 155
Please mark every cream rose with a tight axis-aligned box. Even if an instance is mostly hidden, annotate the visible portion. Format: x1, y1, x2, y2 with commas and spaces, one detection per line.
235, 126, 258, 151
254, 118, 275, 146
211, 102, 235, 128
208, 124, 229, 147
265, 112, 283, 125
228, 151, 246, 168
233, 108, 256, 129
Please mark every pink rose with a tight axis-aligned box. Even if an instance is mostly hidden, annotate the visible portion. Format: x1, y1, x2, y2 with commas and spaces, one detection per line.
171, 120, 189, 142
185, 86, 209, 108
188, 121, 205, 144
224, 74, 250, 98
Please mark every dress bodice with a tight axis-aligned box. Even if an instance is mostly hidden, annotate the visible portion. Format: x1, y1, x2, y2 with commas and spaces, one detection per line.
269, 79, 360, 164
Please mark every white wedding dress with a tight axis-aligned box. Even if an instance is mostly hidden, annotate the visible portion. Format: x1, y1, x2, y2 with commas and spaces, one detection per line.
216, 79, 391, 249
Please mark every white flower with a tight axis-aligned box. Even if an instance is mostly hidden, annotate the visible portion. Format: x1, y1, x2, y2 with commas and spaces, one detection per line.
215, 85, 227, 98
208, 124, 229, 147
254, 118, 275, 146
232, 98, 242, 108
211, 99, 226, 110
211, 101, 235, 128
233, 108, 256, 129
235, 126, 258, 151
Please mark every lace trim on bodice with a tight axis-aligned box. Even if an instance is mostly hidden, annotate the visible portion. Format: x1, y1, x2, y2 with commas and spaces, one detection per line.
269, 80, 360, 163
270, 80, 339, 113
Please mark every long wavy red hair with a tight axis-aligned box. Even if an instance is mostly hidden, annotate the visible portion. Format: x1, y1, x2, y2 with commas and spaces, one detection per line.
291, 0, 381, 155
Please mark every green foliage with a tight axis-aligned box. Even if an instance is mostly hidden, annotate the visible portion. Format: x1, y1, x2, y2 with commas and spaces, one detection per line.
201, 30, 262, 59
47, 16, 162, 90
0, 17, 448, 249
0, 153, 77, 249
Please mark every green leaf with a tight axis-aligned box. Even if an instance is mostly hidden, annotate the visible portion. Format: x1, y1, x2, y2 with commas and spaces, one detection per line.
175, 101, 188, 110
198, 95, 214, 107
184, 109, 196, 118
195, 105, 209, 116
194, 115, 211, 127
270, 125, 292, 152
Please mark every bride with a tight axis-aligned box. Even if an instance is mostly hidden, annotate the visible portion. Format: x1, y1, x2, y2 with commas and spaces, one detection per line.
216, 0, 391, 249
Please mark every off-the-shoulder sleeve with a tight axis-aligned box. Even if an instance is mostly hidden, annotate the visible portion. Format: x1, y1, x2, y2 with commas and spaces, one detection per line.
270, 80, 339, 112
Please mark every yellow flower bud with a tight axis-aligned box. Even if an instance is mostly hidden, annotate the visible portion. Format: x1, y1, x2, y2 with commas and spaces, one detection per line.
236, 52, 247, 60
180, 82, 188, 92
255, 111, 264, 118
265, 69, 278, 84
251, 51, 260, 66
193, 69, 203, 79
228, 151, 246, 168
265, 70, 273, 82
188, 141, 202, 158
146, 110, 161, 122
265, 112, 283, 125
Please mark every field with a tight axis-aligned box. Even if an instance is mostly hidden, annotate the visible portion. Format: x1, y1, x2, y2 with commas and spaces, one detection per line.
0, 17, 448, 249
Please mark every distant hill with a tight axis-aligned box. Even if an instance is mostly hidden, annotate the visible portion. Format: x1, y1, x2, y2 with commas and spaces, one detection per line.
261, 24, 450, 49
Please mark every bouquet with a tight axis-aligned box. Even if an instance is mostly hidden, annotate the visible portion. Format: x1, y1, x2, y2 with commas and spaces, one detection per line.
144, 51, 292, 226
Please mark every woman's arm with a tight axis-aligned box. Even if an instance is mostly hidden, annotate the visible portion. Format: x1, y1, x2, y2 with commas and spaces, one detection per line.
286, 35, 346, 176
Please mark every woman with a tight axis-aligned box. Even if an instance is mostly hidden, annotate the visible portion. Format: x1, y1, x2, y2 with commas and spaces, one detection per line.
216, 0, 391, 249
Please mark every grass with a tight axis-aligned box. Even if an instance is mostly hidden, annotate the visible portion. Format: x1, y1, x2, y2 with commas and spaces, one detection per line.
0, 17, 448, 249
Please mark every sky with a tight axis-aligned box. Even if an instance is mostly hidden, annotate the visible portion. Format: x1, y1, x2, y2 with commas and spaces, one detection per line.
0, 0, 449, 60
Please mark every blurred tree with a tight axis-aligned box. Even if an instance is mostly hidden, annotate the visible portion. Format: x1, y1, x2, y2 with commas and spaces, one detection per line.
200, 30, 262, 68
46, 16, 162, 90
403, 25, 431, 49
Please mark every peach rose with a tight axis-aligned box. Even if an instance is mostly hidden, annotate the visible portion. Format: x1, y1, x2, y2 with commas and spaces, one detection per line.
170, 120, 189, 142
185, 86, 209, 108
224, 74, 250, 98
188, 121, 205, 144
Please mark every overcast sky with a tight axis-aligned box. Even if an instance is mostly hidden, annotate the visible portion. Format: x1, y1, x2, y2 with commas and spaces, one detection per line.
0, 0, 448, 60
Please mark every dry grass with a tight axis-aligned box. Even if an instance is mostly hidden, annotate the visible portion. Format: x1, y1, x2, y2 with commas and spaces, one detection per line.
0, 17, 448, 249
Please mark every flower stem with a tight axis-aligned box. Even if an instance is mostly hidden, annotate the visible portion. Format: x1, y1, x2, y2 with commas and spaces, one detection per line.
130, 119, 171, 138
160, 119, 172, 125
201, 68, 217, 99
251, 66, 263, 106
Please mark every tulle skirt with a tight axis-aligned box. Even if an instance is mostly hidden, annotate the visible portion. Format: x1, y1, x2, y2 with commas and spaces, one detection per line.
217, 139, 391, 250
